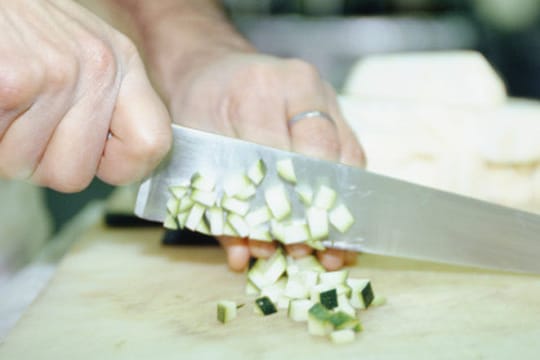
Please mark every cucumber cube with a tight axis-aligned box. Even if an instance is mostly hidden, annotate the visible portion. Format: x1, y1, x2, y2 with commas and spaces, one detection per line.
306, 207, 329, 240
185, 204, 206, 231
247, 159, 266, 185
329, 203, 355, 233
227, 213, 249, 237
294, 184, 313, 205
265, 184, 291, 221
163, 213, 178, 230
255, 296, 277, 316
166, 197, 180, 215
276, 158, 297, 184
222, 196, 250, 216
288, 299, 314, 322
313, 185, 337, 210
217, 300, 237, 324
329, 329, 355, 344
191, 172, 216, 191
205, 207, 224, 235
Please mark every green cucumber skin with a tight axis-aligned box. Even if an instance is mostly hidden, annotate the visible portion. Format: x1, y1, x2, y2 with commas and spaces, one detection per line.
320, 289, 338, 310
255, 296, 277, 316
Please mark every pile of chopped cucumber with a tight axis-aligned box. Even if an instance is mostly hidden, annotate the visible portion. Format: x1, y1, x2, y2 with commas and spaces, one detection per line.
164, 158, 354, 247
165, 158, 383, 344
217, 250, 384, 344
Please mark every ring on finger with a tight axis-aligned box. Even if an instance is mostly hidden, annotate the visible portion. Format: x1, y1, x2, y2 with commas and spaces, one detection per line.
288, 110, 334, 128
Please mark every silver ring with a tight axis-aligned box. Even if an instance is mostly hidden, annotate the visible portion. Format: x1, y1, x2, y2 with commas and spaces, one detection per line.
288, 110, 334, 127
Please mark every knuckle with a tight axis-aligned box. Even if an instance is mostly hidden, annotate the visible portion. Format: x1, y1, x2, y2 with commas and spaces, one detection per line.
44, 55, 79, 91
286, 58, 321, 82
82, 37, 117, 81
0, 62, 43, 110
129, 126, 172, 165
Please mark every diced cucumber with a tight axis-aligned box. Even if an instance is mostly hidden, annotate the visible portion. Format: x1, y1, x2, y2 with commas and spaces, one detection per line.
313, 185, 337, 210
178, 197, 195, 212
217, 300, 237, 324
319, 288, 338, 310
306, 207, 329, 240
306, 240, 326, 251
307, 303, 333, 336
294, 184, 313, 205
248, 267, 273, 290
169, 185, 189, 199
261, 250, 287, 285
347, 279, 375, 309
329, 329, 355, 344
196, 219, 211, 235
222, 222, 238, 237
319, 270, 349, 286
205, 207, 224, 235
247, 159, 266, 185
191, 172, 216, 191
254, 296, 277, 316
264, 184, 291, 220
336, 294, 356, 317
329, 311, 360, 331
277, 296, 291, 310
249, 224, 272, 242
166, 197, 180, 215
288, 299, 314, 322
284, 269, 318, 299
295, 255, 326, 273
236, 183, 257, 200
276, 158, 297, 184
329, 203, 355, 233
222, 196, 250, 216
260, 278, 286, 303
284, 276, 309, 299
270, 219, 285, 242
227, 213, 250, 238
185, 203, 206, 231
281, 220, 310, 244
191, 189, 217, 207
176, 212, 189, 229
223, 174, 252, 197
247, 251, 287, 289
245, 206, 272, 228
163, 213, 178, 230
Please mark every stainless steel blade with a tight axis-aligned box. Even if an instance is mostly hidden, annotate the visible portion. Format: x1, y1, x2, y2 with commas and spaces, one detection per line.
136, 125, 540, 274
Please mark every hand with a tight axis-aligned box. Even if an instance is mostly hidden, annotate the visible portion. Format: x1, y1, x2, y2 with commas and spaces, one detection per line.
0, 0, 171, 192
168, 53, 366, 271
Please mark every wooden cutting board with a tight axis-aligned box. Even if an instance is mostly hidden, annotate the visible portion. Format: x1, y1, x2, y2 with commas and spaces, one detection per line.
1, 224, 539, 360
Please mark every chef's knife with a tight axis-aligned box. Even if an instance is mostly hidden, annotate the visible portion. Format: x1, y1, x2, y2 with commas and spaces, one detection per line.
135, 125, 540, 274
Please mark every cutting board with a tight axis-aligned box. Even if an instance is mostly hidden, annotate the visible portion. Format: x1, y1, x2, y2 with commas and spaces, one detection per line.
1, 224, 539, 360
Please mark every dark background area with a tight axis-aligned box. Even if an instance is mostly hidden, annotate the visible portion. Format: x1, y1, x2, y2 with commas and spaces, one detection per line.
46, 0, 540, 232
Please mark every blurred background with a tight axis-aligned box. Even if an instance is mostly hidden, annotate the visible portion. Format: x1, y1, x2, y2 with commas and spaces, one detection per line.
45, 0, 540, 231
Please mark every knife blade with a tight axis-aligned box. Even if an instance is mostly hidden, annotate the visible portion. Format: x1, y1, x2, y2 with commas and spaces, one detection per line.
135, 125, 540, 274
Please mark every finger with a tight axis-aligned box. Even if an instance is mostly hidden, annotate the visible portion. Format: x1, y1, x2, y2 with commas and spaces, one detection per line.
284, 60, 340, 161
217, 236, 250, 272
0, 92, 68, 180
317, 249, 346, 271
227, 69, 291, 150
29, 54, 118, 191
285, 243, 313, 258
97, 52, 172, 185
248, 239, 277, 259
323, 84, 366, 168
